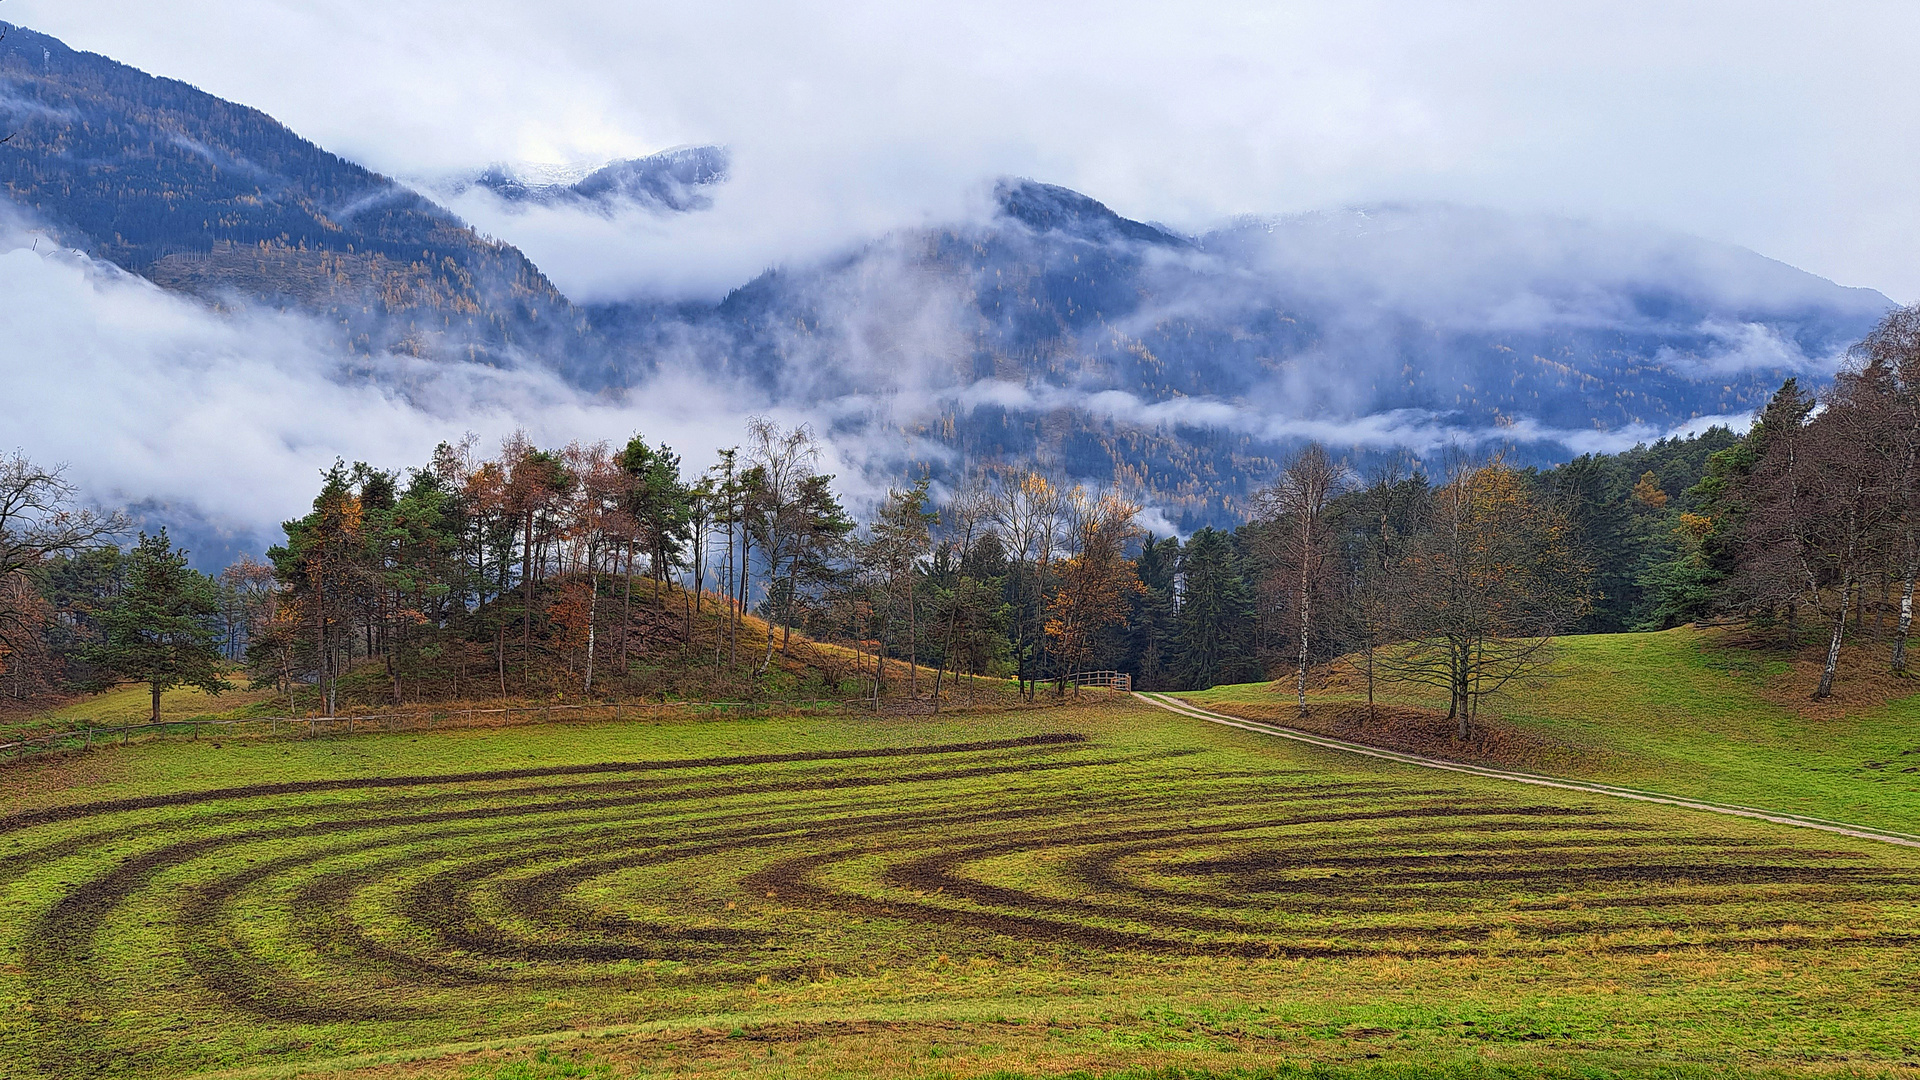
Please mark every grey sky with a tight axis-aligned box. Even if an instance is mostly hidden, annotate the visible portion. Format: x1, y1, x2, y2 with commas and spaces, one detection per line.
11, 0, 1919, 300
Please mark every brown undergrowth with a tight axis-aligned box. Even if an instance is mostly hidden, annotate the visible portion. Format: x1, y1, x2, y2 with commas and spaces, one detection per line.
1689, 623, 1920, 717
1185, 696, 1611, 774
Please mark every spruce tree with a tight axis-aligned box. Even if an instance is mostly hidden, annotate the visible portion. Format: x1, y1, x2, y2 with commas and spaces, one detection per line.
88, 530, 231, 722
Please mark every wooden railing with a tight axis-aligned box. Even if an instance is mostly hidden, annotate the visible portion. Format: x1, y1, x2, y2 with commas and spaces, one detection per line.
1067, 670, 1132, 691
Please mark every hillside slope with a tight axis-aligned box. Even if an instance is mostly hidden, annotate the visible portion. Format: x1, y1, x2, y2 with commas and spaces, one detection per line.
1180, 626, 1920, 834
0, 21, 585, 363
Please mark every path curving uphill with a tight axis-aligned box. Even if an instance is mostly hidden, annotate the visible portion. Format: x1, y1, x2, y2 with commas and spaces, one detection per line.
1135, 691, 1920, 850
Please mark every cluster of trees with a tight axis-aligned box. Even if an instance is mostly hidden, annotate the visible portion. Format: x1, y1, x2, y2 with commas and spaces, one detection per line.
1115, 451, 1591, 735
0, 454, 235, 717
6, 306, 1916, 724
1665, 305, 1920, 698
0, 419, 1154, 719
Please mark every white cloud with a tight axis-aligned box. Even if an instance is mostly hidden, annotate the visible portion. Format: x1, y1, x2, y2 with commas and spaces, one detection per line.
0, 220, 759, 551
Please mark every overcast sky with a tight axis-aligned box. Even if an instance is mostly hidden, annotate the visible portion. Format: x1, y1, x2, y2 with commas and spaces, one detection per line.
12, 1, 1920, 299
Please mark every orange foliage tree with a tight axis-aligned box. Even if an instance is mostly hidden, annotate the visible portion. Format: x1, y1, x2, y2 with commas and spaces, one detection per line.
1044, 491, 1145, 692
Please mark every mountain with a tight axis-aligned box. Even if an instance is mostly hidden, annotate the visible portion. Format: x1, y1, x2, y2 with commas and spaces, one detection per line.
467, 146, 730, 214
587, 184, 1889, 525
0, 23, 1895, 528
0, 21, 584, 362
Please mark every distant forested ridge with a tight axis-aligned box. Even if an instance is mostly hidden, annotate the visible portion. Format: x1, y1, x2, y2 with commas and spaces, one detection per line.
587, 188, 1895, 525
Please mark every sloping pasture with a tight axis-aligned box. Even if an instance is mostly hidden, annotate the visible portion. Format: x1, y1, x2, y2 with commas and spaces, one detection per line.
2, 703, 1918, 1079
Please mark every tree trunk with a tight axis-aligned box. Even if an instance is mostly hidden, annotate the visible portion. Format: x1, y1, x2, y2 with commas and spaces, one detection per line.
585, 565, 598, 694
521, 509, 535, 656
907, 579, 918, 698
692, 526, 704, 648
933, 589, 963, 714
1452, 639, 1470, 740
1365, 641, 1375, 724
1814, 581, 1850, 700
1296, 568, 1311, 718
758, 554, 779, 677
618, 543, 632, 669
1896, 557, 1916, 673
150, 681, 162, 724
734, 530, 749, 672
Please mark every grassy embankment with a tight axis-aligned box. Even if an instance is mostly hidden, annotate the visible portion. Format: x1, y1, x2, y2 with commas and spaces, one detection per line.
3, 694, 1919, 1080
1178, 625, 1920, 836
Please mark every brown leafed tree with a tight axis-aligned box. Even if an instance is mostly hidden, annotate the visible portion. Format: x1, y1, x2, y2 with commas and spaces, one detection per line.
1044, 490, 1144, 692
1376, 459, 1591, 737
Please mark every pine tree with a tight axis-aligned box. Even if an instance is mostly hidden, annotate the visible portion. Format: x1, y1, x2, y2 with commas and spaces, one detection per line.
87, 530, 231, 722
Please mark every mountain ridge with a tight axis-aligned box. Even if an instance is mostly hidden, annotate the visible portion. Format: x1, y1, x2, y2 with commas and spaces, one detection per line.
0, 22, 1895, 528
0, 20, 586, 362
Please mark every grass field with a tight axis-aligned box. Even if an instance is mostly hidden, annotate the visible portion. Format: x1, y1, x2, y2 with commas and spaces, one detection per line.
3, 698, 1920, 1079
1180, 627, 1920, 837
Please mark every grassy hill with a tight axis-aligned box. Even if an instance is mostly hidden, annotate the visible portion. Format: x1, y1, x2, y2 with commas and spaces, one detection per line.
0, 582, 1022, 746
1178, 625, 1920, 835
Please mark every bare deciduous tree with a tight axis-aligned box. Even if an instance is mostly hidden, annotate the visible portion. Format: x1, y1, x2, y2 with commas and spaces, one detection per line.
1255, 443, 1349, 716
991, 471, 1069, 701
0, 452, 125, 664
1376, 458, 1590, 737
1845, 305, 1920, 672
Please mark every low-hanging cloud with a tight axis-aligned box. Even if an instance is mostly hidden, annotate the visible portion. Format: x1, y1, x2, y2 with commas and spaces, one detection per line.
0, 216, 795, 559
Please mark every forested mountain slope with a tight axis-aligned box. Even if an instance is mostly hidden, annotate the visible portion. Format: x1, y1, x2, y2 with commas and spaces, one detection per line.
598, 183, 1891, 525
0, 21, 584, 362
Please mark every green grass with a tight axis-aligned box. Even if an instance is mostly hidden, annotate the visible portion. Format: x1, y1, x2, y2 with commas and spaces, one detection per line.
0, 682, 281, 742
3, 701, 1920, 1079
1181, 627, 1920, 836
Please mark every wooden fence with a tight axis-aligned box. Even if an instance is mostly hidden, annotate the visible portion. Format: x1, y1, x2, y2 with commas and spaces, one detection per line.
1068, 670, 1133, 691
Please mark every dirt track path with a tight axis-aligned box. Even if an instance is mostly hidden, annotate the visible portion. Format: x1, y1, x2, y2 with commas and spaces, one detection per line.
1134, 691, 1920, 851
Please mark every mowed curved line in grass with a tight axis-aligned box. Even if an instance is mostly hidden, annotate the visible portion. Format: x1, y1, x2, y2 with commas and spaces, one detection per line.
1137, 692, 1920, 849
4, 712, 1920, 1079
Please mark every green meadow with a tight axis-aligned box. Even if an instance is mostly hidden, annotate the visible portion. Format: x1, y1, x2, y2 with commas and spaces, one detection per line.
2, 689, 1919, 1079
1180, 627, 1920, 836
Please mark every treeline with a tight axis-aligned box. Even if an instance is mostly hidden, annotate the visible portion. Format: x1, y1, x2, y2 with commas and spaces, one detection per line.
5, 307, 1917, 723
